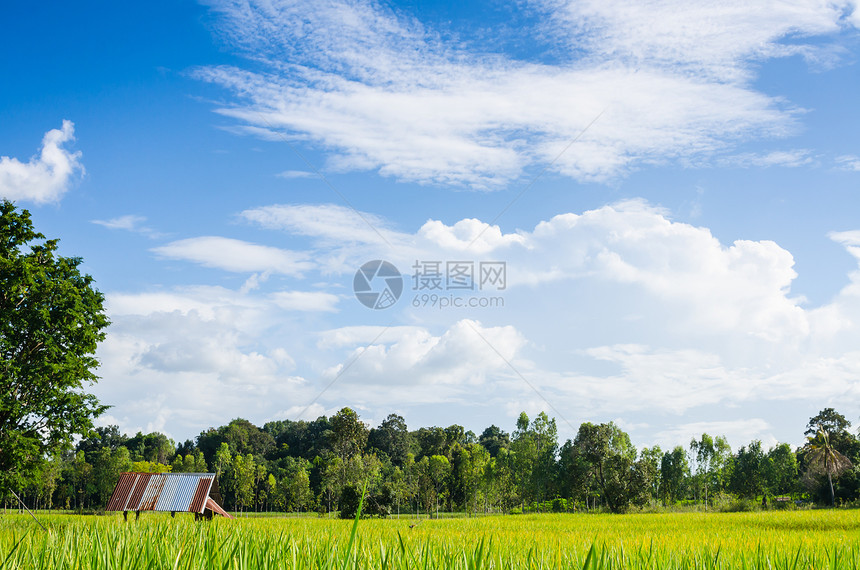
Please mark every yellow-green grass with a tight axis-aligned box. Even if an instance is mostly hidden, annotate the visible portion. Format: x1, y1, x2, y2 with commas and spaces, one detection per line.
2, 509, 860, 569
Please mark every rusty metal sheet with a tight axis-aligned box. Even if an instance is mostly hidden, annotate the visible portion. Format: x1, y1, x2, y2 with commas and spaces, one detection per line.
139, 473, 166, 511
205, 497, 234, 519
126, 472, 153, 510
106, 472, 139, 511
189, 477, 213, 513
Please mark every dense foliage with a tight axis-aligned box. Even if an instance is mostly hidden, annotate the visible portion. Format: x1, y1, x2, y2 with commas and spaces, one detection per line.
5, 407, 860, 515
0, 200, 109, 494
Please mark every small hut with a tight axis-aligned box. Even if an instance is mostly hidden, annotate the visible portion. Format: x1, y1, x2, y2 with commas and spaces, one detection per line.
106, 472, 233, 520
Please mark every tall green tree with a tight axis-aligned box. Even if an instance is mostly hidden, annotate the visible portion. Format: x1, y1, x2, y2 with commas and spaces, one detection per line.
368, 414, 412, 467
0, 200, 109, 492
804, 426, 853, 506
478, 425, 510, 458
661, 446, 690, 504
510, 412, 558, 504
730, 441, 767, 499
689, 433, 730, 504
453, 443, 491, 514
415, 427, 448, 458
765, 442, 798, 496
330, 407, 369, 461
92, 446, 131, 506
126, 431, 174, 464
804, 409, 860, 462
572, 422, 644, 513
196, 418, 274, 467
639, 446, 663, 501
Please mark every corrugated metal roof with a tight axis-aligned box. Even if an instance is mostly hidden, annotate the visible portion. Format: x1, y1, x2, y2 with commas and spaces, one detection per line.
106, 473, 224, 515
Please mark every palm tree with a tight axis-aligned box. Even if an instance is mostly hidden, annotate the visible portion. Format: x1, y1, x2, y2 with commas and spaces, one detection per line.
804, 425, 853, 506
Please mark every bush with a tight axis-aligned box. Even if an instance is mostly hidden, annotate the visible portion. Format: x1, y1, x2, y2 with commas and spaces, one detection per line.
364, 485, 393, 518
770, 499, 796, 511
338, 484, 392, 519
719, 498, 756, 513
338, 485, 362, 519
509, 507, 522, 515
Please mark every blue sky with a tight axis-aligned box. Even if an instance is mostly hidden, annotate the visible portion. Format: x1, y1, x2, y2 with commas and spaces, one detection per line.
3, 0, 860, 451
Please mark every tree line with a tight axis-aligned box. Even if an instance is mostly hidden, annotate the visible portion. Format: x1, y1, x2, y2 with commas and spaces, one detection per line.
6, 407, 859, 516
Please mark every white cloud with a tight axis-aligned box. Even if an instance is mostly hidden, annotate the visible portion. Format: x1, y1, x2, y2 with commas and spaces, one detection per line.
829, 230, 860, 257
97, 285, 315, 437
850, 1, 860, 27
152, 236, 314, 275
93, 214, 146, 231
410, 200, 807, 342
270, 290, 340, 312
321, 319, 526, 388
316, 325, 427, 349
652, 419, 775, 452
194, 0, 856, 187
537, 0, 857, 80
241, 203, 399, 246
0, 121, 83, 204
276, 170, 316, 179
835, 155, 860, 171
92, 214, 163, 238
271, 403, 328, 422
720, 150, 816, 168
95, 200, 860, 445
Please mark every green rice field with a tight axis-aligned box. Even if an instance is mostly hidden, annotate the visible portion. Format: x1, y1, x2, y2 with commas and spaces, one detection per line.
2, 510, 860, 569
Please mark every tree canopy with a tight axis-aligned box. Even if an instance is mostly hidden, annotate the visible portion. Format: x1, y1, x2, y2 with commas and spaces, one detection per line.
0, 200, 109, 492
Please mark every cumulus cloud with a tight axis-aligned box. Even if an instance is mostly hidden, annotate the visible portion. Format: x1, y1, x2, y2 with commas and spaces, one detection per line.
98, 285, 315, 437
0, 121, 83, 204
406, 200, 807, 343
96, 200, 860, 445
322, 319, 526, 387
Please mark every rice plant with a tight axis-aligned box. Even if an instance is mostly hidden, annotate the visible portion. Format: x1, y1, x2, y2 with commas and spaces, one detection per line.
1, 509, 859, 569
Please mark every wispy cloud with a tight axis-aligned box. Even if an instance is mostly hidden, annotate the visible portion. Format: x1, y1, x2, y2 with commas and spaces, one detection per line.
276, 170, 316, 179
152, 236, 314, 275
0, 120, 83, 204
719, 149, 816, 168
270, 290, 340, 312
194, 0, 857, 188
534, 0, 857, 80
241, 203, 402, 245
653, 419, 775, 450
92, 214, 164, 238
835, 154, 860, 171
